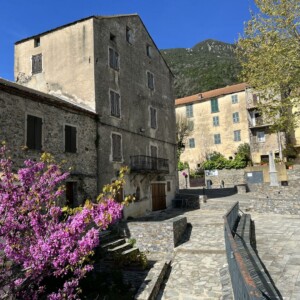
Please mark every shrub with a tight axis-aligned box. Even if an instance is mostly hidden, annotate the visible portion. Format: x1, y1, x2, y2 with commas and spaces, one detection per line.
178, 161, 189, 171
0, 145, 126, 299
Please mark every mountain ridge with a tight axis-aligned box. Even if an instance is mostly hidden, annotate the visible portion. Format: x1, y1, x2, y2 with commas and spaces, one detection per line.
161, 39, 242, 98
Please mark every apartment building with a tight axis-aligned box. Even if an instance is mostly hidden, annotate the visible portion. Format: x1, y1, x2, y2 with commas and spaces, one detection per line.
175, 83, 283, 169
3, 15, 177, 218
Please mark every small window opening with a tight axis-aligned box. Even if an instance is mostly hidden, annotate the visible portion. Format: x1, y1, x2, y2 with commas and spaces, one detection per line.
146, 44, 152, 58
126, 27, 133, 44
110, 33, 116, 42
34, 37, 40, 48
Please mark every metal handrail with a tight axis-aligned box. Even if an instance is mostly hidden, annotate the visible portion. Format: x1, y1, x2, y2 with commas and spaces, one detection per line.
223, 202, 265, 299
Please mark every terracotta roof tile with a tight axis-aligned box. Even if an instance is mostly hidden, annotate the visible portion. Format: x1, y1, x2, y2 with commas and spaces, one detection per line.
175, 83, 249, 106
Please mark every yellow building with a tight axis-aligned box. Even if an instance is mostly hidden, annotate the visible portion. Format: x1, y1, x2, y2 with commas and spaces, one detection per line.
176, 83, 284, 169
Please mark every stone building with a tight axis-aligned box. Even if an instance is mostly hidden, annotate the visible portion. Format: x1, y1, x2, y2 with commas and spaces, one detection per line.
0, 78, 98, 206
2, 14, 177, 218
245, 88, 285, 163
175, 83, 283, 169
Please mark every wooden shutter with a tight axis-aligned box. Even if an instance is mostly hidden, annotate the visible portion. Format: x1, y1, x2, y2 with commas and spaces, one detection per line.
109, 48, 119, 70
65, 125, 77, 153
109, 48, 113, 68
32, 54, 42, 74
110, 91, 120, 117
150, 107, 157, 129
27, 115, 42, 150
112, 134, 122, 161
148, 72, 154, 89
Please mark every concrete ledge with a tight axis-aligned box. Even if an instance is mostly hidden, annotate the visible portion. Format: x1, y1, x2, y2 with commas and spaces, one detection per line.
135, 260, 170, 300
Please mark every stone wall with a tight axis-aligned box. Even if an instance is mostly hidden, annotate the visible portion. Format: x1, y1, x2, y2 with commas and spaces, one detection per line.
0, 81, 98, 204
120, 216, 187, 253
250, 198, 300, 215
205, 169, 245, 188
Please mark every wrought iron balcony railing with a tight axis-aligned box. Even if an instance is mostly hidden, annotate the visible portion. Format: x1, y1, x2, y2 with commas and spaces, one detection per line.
130, 155, 169, 174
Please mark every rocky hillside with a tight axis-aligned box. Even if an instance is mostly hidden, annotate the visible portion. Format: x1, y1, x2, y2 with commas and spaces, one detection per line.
161, 39, 242, 98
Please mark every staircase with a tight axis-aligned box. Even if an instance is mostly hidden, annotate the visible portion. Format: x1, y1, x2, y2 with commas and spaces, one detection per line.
96, 230, 140, 266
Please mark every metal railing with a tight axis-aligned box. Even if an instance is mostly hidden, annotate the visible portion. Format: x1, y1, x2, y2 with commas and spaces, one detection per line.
130, 155, 169, 174
224, 202, 265, 300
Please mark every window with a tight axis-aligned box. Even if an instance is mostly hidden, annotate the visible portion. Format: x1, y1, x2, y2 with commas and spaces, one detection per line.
186, 104, 193, 118
115, 186, 124, 203
188, 120, 194, 131
150, 107, 157, 129
126, 27, 133, 44
234, 130, 241, 142
211, 98, 219, 113
109, 48, 119, 70
135, 186, 141, 201
32, 54, 42, 74
231, 94, 238, 104
189, 138, 195, 148
214, 134, 221, 144
110, 90, 120, 118
26, 114, 42, 150
147, 71, 154, 90
66, 182, 78, 208
146, 44, 152, 58
34, 37, 40, 48
233, 112, 240, 123
110, 33, 116, 42
112, 133, 122, 161
213, 116, 219, 126
257, 131, 265, 142
65, 125, 77, 153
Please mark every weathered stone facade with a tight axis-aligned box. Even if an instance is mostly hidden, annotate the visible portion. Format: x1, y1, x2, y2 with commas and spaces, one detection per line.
0, 79, 98, 204
12, 15, 177, 217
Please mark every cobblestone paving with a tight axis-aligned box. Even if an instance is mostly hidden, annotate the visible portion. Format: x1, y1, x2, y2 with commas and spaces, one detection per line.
158, 208, 231, 299
251, 212, 300, 300
157, 194, 300, 300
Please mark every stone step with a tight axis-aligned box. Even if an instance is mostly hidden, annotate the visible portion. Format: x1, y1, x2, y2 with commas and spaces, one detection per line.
122, 247, 139, 257
99, 231, 120, 244
101, 238, 126, 250
107, 242, 132, 254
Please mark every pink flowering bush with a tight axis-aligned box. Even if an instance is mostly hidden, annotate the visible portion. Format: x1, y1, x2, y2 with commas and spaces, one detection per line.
0, 146, 123, 299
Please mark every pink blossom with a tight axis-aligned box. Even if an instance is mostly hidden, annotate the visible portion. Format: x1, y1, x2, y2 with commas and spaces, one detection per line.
0, 146, 123, 299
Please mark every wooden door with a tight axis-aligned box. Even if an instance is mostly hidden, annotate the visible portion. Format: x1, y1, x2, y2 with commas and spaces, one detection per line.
152, 183, 166, 211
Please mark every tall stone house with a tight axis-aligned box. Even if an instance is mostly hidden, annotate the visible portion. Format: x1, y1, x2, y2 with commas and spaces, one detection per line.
1, 14, 177, 218
175, 83, 283, 169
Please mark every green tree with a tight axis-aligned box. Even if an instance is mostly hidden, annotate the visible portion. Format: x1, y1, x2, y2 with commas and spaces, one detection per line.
237, 0, 300, 136
236, 143, 252, 165
176, 114, 193, 160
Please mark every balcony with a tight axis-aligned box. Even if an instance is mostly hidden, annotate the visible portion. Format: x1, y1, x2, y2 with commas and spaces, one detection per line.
249, 116, 270, 128
130, 155, 169, 174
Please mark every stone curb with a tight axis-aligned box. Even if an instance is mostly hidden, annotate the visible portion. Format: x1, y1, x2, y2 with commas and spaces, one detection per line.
134, 260, 171, 300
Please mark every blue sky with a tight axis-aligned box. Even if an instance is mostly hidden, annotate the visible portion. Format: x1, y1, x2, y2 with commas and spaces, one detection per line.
0, 0, 256, 81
